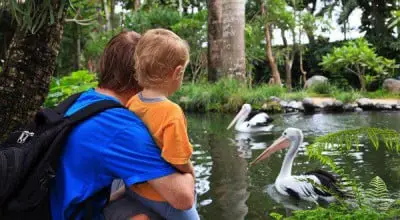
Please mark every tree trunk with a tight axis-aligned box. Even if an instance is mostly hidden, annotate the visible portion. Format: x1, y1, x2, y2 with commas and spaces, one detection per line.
357, 74, 366, 92
281, 29, 294, 91
207, 0, 223, 82
110, 0, 116, 30
261, 4, 281, 85
299, 49, 307, 88
103, 0, 112, 31
178, 0, 183, 16
221, 0, 246, 81
0, 11, 16, 63
74, 23, 81, 70
134, 0, 141, 11
0, 3, 67, 140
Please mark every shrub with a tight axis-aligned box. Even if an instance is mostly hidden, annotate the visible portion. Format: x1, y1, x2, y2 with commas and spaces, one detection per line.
307, 82, 336, 95
45, 70, 98, 107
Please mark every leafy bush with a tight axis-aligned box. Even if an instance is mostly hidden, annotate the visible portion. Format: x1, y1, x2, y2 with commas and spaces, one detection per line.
307, 82, 336, 95
45, 70, 98, 107
320, 39, 398, 91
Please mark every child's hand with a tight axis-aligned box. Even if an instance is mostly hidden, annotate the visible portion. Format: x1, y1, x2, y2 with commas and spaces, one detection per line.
173, 160, 195, 178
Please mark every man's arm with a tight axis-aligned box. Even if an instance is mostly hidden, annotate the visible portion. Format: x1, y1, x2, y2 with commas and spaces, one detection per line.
148, 172, 195, 210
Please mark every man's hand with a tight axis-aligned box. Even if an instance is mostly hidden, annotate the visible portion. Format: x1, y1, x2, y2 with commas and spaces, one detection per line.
109, 186, 126, 202
148, 173, 195, 210
173, 160, 195, 178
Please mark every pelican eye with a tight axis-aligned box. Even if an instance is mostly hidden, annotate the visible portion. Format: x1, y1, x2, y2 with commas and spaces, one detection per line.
283, 132, 287, 136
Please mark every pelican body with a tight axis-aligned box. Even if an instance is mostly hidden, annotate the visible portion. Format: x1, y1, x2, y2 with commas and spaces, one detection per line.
251, 128, 344, 203
227, 104, 274, 133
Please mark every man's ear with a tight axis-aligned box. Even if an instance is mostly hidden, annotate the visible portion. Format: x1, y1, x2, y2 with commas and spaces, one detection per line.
172, 65, 184, 80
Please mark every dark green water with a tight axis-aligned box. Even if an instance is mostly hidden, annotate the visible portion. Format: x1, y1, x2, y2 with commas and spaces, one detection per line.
187, 112, 400, 220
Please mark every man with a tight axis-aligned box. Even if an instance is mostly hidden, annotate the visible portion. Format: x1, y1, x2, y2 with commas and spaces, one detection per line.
50, 31, 195, 220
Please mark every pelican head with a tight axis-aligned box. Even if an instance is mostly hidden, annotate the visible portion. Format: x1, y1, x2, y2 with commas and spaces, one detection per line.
227, 104, 252, 130
250, 128, 303, 165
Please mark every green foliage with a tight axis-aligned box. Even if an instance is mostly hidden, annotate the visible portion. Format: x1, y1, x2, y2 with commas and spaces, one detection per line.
171, 10, 207, 83
171, 78, 286, 112
333, 90, 362, 103
45, 70, 98, 107
282, 90, 308, 101
1, 0, 67, 34
245, 19, 266, 75
320, 39, 398, 90
306, 82, 336, 95
84, 29, 118, 61
284, 205, 388, 220
125, 7, 181, 33
270, 212, 284, 220
263, 0, 294, 29
172, 79, 400, 112
364, 89, 400, 99
280, 175, 400, 219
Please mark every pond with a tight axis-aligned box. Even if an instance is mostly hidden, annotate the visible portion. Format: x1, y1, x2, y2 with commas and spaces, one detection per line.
188, 112, 400, 220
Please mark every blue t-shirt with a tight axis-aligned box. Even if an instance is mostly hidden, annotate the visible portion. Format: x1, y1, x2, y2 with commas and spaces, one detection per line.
50, 89, 176, 220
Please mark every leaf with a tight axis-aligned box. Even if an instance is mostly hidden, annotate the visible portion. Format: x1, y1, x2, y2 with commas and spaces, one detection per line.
365, 176, 395, 211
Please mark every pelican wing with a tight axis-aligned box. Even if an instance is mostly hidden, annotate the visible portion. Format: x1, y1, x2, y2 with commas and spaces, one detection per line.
247, 112, 273, 127
305, 169, 345, 197
278, 175, 322, 201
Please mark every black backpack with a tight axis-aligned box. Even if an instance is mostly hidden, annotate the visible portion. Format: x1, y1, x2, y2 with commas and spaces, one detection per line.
0, 92, 124, 220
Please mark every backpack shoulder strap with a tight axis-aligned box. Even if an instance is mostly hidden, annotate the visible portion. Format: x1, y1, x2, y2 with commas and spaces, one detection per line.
68, 100, 124, 124
54, 92, 84, 114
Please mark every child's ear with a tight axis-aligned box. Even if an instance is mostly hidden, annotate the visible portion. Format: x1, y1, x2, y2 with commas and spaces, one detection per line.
172, 65, 184, 80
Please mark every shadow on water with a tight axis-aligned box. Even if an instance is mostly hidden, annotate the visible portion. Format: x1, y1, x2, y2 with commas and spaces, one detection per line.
188, 112, 400, 220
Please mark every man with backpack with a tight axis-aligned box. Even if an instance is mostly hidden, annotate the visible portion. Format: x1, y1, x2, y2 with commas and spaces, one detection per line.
0, 31, 195, 220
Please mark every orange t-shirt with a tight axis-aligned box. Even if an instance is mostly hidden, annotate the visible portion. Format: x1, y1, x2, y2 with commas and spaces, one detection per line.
126, 93, 193, 201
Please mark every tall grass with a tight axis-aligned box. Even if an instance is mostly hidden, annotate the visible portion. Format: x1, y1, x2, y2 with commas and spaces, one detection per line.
171, 78, 286, 112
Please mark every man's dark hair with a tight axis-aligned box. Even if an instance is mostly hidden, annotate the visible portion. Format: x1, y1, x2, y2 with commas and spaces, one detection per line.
98, 31, 142, 94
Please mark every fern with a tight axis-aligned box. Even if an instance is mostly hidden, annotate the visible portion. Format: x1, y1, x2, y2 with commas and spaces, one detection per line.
307, 127, 400, 177
301, 127, 400, 218
365, 176, 395, 211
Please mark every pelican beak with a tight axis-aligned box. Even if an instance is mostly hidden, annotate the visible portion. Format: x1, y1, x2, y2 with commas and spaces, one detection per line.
227, 108, 244, 130
250, 136, 291, 166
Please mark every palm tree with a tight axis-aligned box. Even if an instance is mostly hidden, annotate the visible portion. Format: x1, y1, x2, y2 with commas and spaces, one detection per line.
0, 0, 68, 140
207, 0, 223, 82
221, 0, 246, 80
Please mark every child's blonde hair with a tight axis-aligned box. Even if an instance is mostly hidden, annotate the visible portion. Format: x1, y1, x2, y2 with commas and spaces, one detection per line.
134, 28, 190, 89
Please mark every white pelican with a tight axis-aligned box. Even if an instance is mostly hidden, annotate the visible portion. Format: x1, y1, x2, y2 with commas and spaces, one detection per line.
250, 128, 345, 203
227, 104, 274, 132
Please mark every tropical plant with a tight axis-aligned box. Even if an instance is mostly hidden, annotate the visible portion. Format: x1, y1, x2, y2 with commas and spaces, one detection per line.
320, 39, 398, 92
45, 70, 98, 107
